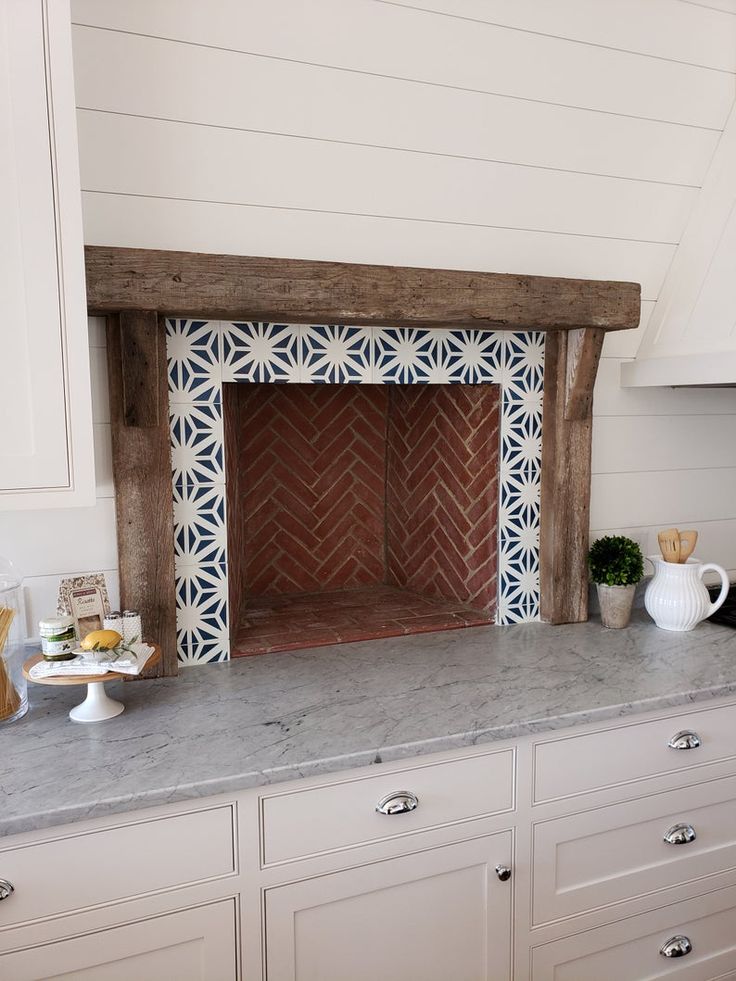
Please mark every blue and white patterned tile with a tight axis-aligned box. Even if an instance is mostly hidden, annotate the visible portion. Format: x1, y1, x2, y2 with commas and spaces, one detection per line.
173, 483, 227, 569
222, 322, 300, 383
498, 467, 540, 544
503, 332, 545, 402
373, 328, 435, 383
301, 325, 372, 383
175, 563, 229, 663
166, 319, 222, 403
497, 536, 540, 622
170, 402, 225, 487
436, 329, 504, 385
496, 599, 539, 625
501, 401, 543, 472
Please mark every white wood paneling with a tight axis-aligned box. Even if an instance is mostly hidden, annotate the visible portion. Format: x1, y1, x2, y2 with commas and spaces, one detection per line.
590, 468, 736, 529
77, 111, 696, 245
591, 414, 736, 472
70, 0, 735, 127
71, 26, 719, 188
386, 0, 736, 71
81, 193, 677, 302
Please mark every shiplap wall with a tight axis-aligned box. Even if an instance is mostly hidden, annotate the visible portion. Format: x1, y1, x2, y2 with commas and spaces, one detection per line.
5, 0, 736, 634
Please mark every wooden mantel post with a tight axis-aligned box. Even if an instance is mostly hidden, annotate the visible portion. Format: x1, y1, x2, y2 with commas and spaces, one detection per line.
540, 328, 605, 624
107, 311, 178, 677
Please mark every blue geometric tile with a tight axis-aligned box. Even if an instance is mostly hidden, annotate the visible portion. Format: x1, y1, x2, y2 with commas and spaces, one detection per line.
175, 563, 229, 663
374, 328, 435, 383
499, 468, 541, 544
501, 401, 543, 471
166, 319, 222, 403
439, 330, 504, 385
503, 332, 545, 401
170, 402, 224, 487
222, 322, 300, 383
173, 483, 227, 569
497, 536, 540, 623
301, 325, 372, 383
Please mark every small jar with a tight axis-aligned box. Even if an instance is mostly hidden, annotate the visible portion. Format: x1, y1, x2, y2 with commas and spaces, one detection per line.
39, 616, 77, 660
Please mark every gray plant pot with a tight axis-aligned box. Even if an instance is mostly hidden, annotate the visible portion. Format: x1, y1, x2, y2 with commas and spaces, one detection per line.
596, 583, 636, 629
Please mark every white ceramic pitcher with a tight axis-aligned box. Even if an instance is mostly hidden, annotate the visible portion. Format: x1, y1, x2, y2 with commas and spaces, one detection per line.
644, 557, 729, 631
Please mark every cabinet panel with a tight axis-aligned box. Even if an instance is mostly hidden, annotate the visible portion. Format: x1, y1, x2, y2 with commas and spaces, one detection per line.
0, 0, 93, 508
533, 701, 736, 802
531, 884, 736, 980
533, 774, 736, 924
265, 832, 512, 981
0, 805, 235, 928
261, 748, 514, 865
0, 899, 237, 981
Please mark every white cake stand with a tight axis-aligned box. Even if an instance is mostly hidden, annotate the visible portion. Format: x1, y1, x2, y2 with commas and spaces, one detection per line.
23, 646, 161, 724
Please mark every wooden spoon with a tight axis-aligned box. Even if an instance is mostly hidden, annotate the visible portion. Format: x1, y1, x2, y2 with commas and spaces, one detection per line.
658, 528, 681, 563
678, 530, 698, 563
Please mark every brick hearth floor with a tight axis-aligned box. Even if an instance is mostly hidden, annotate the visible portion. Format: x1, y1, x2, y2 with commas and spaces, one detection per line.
232, 584, 493, 657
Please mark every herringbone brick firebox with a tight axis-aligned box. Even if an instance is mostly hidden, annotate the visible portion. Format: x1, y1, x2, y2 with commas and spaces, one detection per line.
225, 383, 500, 655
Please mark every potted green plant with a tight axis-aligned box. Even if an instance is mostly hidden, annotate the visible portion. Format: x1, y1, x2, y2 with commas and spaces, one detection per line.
588, 535, 644, 629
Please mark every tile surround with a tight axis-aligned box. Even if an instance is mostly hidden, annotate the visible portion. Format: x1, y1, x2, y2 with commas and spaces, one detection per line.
167, 320, 545, 664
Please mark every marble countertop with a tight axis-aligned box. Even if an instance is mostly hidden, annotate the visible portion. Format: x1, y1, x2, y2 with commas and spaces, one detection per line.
3, 613, 736, 837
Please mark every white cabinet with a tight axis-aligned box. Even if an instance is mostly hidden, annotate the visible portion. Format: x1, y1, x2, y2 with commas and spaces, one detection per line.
0, 0, 93, 509
0, 899, 237, 981
264, 832, 513, 981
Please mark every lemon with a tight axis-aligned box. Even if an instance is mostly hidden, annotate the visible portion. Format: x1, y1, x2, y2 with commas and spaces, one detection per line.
80, 629, 122, 651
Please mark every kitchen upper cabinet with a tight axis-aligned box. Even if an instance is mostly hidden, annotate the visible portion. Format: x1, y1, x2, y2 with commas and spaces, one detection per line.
0, 900, 238, 981
264, 832, 513, 981
0, 0, 93, 509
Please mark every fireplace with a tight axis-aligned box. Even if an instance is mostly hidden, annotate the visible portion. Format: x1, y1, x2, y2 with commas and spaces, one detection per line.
93, 246, 639, 675
224, 382, 500, 655
167, 320, 545, 663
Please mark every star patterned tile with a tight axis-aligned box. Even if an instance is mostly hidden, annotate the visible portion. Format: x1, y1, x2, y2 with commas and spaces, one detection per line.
301, 325, 372, 383
373, 328, 435, 383
173, 483, 227, 570
222, 322, 300, 383
170, 402, 224, 487
175, 563, 229, 664
166, 319, 221, 403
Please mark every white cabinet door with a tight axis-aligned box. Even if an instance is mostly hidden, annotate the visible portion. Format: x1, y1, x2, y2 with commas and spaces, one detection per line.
265, 832, 513, 981
0, 899, 238, 981
0, 0, 93, 509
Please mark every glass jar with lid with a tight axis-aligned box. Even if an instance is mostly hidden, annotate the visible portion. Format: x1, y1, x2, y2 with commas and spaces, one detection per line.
0, 557, 28, 723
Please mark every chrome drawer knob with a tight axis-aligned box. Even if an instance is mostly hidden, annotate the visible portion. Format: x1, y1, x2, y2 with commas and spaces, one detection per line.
668, 730, 701, 750
495, 865, 512, 882
664, 823, 696, 846
376, 791, 419, 816
0, 879, 14, 902
660, 935, 692, 958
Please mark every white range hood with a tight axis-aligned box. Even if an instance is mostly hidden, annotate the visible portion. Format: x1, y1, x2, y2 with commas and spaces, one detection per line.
623, 103, 736, 389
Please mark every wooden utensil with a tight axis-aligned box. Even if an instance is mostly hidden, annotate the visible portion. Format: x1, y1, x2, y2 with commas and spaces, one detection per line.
658, 528, 681, 563
678, 530, 698, 563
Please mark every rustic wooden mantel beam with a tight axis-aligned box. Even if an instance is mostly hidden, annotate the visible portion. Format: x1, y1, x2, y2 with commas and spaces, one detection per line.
85, 246, 641, 332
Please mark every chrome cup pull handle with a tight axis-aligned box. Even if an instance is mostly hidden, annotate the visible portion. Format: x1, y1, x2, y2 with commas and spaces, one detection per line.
0, 879, 14, 902
659, 935, 692, 958
376, 791, 419, 816
663, 823, 696, 845
668, 730, 701, 750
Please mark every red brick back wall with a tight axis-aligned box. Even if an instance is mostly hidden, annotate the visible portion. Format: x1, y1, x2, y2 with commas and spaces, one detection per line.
386, 386, 500, 615
227, 383, 499, 614
235, 384, 389, 595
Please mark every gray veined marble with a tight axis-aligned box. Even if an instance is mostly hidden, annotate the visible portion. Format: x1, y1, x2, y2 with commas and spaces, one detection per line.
2, 612, 736, 836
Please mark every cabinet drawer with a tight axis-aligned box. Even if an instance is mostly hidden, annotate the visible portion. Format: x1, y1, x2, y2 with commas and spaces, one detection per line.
531, 883, 736, 980
0, 898, 236, 980
261, 749, 514, 865
533, 701, 736, 803
533, 774, 736, 925
0, 805, 235, 928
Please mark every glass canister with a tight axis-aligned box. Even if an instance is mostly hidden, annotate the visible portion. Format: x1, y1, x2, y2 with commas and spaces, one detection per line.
0, 557, 28, 723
